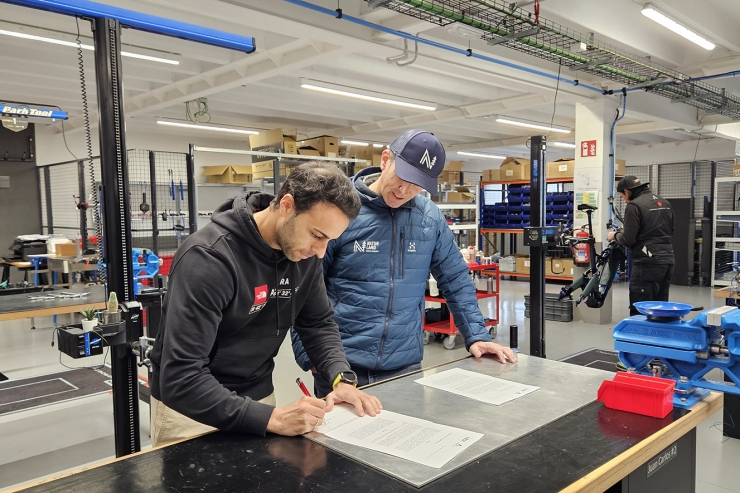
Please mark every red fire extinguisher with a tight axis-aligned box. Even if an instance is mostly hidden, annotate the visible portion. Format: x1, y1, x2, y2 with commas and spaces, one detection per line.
573, 227, 590, 266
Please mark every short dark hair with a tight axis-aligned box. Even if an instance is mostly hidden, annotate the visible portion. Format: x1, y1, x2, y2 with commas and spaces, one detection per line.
271, 162, 361, 219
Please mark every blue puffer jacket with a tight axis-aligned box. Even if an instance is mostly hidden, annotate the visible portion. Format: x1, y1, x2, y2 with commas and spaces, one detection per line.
291, 167, 492, 371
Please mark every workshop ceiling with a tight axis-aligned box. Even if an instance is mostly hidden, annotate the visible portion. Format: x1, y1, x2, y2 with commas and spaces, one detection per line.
1, 0, 737, 161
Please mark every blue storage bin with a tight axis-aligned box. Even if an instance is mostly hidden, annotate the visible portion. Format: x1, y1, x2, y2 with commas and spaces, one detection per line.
507, 205, 522, 213
552, 204, 570, 213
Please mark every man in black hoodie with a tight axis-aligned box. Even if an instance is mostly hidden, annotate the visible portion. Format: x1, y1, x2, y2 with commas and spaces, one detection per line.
607, 176, 674, 316
150, 163, 382, 447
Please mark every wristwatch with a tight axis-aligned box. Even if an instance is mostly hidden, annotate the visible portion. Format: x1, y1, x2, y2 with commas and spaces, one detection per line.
332, 370, 358, 389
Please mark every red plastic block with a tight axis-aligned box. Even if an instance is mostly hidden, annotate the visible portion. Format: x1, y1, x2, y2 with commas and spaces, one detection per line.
597, 373, 675, 419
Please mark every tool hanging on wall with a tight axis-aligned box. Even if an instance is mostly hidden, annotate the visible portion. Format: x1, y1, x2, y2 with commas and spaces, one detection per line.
140, 193, 150, 214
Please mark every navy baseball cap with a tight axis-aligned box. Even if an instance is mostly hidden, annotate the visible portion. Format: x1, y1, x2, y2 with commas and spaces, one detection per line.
388, 129, 446, 196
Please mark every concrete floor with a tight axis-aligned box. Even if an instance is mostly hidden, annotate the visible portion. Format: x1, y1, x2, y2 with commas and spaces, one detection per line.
0, 280, 737, 492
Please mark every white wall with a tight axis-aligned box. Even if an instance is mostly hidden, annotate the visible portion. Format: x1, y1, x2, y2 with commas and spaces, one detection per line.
35, 127, 252, 183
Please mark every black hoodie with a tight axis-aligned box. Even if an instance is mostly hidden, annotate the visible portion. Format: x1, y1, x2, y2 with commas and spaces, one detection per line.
150, 192, 351, 435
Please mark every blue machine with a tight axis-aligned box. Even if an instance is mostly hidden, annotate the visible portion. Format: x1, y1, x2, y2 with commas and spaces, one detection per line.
132, 248, 160, 296
614, 303, 740, 409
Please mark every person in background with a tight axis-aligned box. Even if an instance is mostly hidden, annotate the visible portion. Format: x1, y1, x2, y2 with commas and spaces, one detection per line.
607, 175, 674, 316
292, 129, 517, 397
150, 163, 382, 447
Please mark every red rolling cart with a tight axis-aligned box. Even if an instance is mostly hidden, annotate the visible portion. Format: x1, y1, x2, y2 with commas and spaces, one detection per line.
423, 263, 500, 349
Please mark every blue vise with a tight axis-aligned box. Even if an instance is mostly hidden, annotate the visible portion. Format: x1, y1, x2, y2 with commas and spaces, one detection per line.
614, 306, 740, 409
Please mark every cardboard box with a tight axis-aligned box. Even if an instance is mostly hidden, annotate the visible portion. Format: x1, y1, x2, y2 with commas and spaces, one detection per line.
201, 165, 252, 184
500, 157, 531, 181
562, 258, 574, 277
297, 148, 321, 157
546, 258, 569, 277
296, 136, 338, 157
249, 128, 297, 156
482, 169, 500, 182
438, 170, 461, 184
55, 242, 77, 257
445, 186, 475, 203
547, 158, 575, 178
252, 161, 299, 179
444, 161, 463, 172
615, 158, 626, 177
515, 255, 531, 274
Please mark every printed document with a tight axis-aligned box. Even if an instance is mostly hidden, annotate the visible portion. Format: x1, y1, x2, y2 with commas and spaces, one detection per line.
313, 405, 482, 468
415, 368, 539, 405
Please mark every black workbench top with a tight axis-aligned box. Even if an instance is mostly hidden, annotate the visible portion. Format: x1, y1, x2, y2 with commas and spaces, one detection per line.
0, 286, 105, 315
16, 402, 687, 493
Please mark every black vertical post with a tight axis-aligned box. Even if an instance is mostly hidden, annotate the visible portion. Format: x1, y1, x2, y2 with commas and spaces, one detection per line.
186, 145, 197, 234
272, 158, 281, 195
77, 160, 88, 251
43, 166, 53, 234
93, 16, 139, 458
149, 151, 159, 256
529, 135, 546, 358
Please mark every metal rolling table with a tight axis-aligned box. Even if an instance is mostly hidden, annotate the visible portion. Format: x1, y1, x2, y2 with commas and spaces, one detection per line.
4, 355, 722, 493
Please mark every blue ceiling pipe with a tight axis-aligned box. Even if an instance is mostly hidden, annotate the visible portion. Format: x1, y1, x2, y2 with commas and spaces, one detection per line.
284, 0, 603, 94
1, 0, 256, 52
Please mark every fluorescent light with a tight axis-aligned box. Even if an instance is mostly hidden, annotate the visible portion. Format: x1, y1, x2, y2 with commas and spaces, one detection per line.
120, 51, 179, 65
301, 83, 436, 111
0, 28, 180, 64
641, 5, 715, 50
372, 143, 385, 148
457, 151, 506, 159
552, 142, 577, 149
157, 120, 259, 135
496, 117, 572, 134
341, 140, 370, 146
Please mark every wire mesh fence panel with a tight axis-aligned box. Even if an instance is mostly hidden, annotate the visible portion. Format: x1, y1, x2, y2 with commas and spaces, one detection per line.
695, 162, 713, 218
656, 162, 692, 202
612, 165, 651, 224
153, 151, 190, 257
127, 150, 154, 254
39, 168, 48, 235
48, 162, 82, 237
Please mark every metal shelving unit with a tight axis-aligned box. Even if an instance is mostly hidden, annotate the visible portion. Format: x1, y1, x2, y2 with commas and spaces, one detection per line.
711, 177, 740, 287
435, 186, 480, 247
479, 178, 574, 281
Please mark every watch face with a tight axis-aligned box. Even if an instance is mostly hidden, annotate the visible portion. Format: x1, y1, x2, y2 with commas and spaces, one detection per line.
341, 371, 358, 385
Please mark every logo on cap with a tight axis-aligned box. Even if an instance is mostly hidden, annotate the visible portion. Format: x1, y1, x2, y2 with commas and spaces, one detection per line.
419, 149, 436, 169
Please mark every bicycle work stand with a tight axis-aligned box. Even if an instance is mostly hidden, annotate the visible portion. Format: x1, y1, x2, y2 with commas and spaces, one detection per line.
93, 17, 140, 458
528, 136, 547, 358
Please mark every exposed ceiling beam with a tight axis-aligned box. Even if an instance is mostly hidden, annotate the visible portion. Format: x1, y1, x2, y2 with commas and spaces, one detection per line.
60, 38, 353, 132
311, 93, 553, 138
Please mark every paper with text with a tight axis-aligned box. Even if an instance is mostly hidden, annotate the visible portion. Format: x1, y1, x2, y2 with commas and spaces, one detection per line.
313, 405, 482, 468
415, 368, 539, 405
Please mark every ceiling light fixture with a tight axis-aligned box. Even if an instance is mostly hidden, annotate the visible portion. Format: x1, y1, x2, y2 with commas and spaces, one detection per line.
496, 117, 572, 134
641, 5, 715, 50
340, 140, 370, 146
372, 143, 385, 148
0, 28, 180, 64
157, 120, 258, 135
457, 151, 506, 159
301, 82, 436, 111
552, 142, 577, 149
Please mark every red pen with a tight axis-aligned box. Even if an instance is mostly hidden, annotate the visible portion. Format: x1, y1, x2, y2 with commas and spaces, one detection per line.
296, 378, 311, 397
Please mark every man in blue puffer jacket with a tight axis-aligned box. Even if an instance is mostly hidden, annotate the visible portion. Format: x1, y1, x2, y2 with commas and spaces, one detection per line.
292, 129, 517, 397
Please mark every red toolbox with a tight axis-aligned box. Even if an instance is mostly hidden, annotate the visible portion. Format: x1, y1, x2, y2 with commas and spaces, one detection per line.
597, 372, 675, 419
